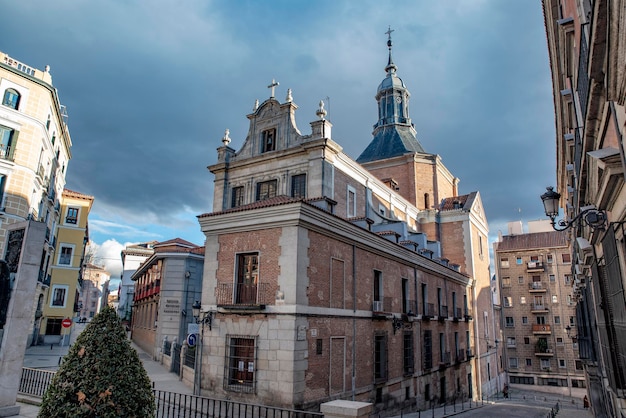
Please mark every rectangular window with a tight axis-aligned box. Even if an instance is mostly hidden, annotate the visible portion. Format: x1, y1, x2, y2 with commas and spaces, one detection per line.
374, 333, 388, 381
403, 332, 414, 375
261, 128, 276, 152
516, 257, 523, 265
423, 330, 432, 370
564, 275, 572, 285
507, 337, 516, 347
504, 297, 512, 307
526, 358, 532, 366
520, 296, 526, 304
556, 337, 564, 346
347, 186, 356, 217
373, 270, 382, 305
225, 336, 256, 392
502, 277, 511, 288
256, 180, 277, 201
236, 253, 259, 304
500, 257, 509, 268
316, 339, 323, 355
65, 207, 79, 224
562, 253, 571, 263
522, 316, 528, 324
59, 246, 73, 265
575, 360, 583, 370
505, 317, 514, 327
549, 274, 555, 282
524, 337, 530, 345
290, 174, 306, 199
402, 278, 409, 314
559, 359, 566, 368
509, 358, 518, 368
554, 316, 561, 324
45, 318, 62, 335
547, 254, 553, 263
231, 186, 244, 208
540, 358, 551, 369
518, 276, 524, 284
51, 286, 67, 307
552, 295, 558, 304
0, 125, 18, 160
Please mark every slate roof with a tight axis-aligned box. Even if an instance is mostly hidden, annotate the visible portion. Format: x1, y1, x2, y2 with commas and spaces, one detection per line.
356, 125, 426, 163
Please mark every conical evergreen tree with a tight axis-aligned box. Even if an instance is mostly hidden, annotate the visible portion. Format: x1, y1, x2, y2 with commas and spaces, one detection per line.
38, 305, 155, 417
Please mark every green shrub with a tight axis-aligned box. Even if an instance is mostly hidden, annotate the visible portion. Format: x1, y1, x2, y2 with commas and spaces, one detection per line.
38, 306, 155, 417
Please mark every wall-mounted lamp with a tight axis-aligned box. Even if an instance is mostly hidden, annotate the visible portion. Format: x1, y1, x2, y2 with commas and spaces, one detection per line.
541, 186, 607, 231
192, 300, 214, 331
185, 271, 191, 279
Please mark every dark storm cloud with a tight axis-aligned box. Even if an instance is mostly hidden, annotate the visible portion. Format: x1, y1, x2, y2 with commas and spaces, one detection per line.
0, 0, 556, 245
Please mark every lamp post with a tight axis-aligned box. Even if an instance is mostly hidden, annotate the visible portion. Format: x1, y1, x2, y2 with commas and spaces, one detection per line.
192, 300, 214, 396
540, 187, 607, 231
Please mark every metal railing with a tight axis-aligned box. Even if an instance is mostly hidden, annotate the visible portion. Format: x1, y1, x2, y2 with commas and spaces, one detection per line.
19, 367, 56, 397
529, 282, 544, 290
184, 346, 195, 369
153, 390, 323, 418
439, 305, 448, 318
216, 283, 273, 306
424, 303, 436, 317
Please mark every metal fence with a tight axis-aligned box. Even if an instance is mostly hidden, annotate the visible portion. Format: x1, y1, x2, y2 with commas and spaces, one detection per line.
18, 368, 322, 418
154, 390, 323, 418
19, 367, 56, 397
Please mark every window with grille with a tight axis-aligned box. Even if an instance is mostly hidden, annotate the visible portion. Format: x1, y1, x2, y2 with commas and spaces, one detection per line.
225, 336, 256, 393
256, 180, 277, 201
374, 333, 388, 381
403, 331, 414, 375
291, 174, 306, 198
423, 330, 432, 370
231, 186, 244, 208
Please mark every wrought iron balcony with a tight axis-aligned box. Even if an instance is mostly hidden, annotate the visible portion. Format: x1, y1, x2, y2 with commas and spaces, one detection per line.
532, 324, 552, 334
216, 282, 272, 308
438, 305, 448, 321
423, 303, 435, 319
439, 351, 451, 367
529, 282, 546, 292
453, 307, 463, 321
531, 304, 549, 313
456, 349, 465, 363
527, 261, 545, 271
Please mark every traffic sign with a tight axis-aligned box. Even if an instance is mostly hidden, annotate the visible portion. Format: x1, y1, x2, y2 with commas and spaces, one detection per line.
187, 333, 197, 347
61, 318, 72, 328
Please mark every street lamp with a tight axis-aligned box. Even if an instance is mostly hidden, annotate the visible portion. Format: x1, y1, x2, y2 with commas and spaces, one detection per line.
541, 187, 607, 231
191, 300, 214, 396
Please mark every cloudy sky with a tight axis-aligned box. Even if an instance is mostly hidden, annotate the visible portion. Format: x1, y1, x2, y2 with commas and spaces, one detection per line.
1, 1, 556, 279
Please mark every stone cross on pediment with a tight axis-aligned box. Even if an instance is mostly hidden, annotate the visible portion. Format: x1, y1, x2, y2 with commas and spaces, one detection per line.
268, 79, 279, 98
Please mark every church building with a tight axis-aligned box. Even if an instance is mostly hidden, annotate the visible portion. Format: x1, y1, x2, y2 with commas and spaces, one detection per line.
197, 33, 491, 414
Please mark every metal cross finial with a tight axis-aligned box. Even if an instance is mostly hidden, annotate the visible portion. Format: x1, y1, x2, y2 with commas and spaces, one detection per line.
385, 26, 394, 40
268, 79, 279, 98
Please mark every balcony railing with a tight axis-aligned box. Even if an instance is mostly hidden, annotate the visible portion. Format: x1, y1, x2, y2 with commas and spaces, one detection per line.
440, 351, 451, 366
216, 282, 272, 307
439, 305, 448, 320
372, 297, 393, 313
529, 282, 546, 291
527, 261, 545, 271
454, 307, 463, 321
456, 349, 465, 363
464, 308, 473, 321
531, 304, 549, 312
466, 348, 474, 358
0, 145, 14, 161
423, 303, 436, 318
532, 324, 552, 334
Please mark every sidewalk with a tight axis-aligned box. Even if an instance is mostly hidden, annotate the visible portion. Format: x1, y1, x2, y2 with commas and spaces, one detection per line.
14, 340, 193, 417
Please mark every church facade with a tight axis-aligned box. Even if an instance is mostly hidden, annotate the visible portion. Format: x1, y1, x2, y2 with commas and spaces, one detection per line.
197, 35, 491, 413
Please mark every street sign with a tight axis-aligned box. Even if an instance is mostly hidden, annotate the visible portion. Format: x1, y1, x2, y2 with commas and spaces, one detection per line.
187, 323, 199, 335
61, 318, 72, 328
187, 333, 197, 347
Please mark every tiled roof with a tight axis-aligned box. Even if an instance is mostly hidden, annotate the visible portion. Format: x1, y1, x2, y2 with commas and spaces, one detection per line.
357, 125, 426, 163
440, 194, 471, 211
154, 238, 199, 248
496, 231, 569, 251
198, 195, 303, 218
62, 189, 94, 200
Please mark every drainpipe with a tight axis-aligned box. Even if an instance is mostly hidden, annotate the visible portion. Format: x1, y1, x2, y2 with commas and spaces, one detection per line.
352, 244, 357, 400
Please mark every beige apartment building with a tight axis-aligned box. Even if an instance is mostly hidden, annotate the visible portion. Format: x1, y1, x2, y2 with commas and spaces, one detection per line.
494, 221, 585, 396
78, 264, 109, 321
0, 51, 72, 346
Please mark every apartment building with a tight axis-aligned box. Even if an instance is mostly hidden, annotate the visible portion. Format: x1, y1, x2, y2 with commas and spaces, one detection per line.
118, 242, 156, 323
195, 34, 490, 415
543, 0, 626, 416
78, 264, 109, 321
494, 221, 584, 397
0, 50, 72, 347
39, 189, 93, 344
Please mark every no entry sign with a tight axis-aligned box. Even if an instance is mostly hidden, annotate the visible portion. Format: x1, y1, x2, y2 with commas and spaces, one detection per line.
61, 318, 72, 328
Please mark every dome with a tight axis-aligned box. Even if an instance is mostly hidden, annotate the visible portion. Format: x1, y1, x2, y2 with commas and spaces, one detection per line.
378, 73, 406, 91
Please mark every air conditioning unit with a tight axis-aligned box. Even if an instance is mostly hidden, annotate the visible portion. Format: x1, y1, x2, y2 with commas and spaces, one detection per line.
373, 301, 383, 312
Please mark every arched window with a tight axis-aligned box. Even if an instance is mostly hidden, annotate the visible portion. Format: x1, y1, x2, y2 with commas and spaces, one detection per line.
2, 89, 20, 110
